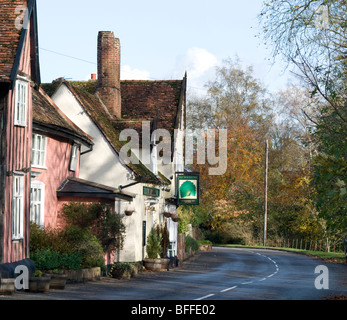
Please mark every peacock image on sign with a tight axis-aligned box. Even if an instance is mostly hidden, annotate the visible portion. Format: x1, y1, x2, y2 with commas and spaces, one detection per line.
179, 180, 197, 199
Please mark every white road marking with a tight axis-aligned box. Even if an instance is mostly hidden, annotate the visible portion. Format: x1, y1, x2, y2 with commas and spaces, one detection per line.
220, 286, 237, 293
195, 249, 281, 300
195, 293, 215, 300
241, 281, 254, 285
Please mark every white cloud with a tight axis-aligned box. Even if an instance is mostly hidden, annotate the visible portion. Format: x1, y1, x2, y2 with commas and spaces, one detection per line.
121, 65, 151, 80
172, 47, 219, 96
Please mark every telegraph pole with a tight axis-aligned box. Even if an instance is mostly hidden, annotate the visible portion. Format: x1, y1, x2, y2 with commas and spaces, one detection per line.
264, 140, 268, 247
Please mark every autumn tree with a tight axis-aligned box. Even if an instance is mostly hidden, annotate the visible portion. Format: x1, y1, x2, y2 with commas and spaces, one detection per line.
184, 59, 273, 243
260, 0, 347, 238
184, 58, 329, 245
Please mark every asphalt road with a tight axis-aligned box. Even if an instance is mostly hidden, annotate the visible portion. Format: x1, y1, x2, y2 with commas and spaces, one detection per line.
2, 246, 346, 300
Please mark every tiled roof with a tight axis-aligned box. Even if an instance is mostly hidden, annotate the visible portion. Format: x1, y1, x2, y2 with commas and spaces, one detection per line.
41, 77, 185, 185
0, 0, 29, 82
32, 87, 93, 147
120, 80, 183, 134
44, 81, 166, 184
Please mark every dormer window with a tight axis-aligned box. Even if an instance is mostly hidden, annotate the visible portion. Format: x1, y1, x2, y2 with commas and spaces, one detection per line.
14, 80, 28, 126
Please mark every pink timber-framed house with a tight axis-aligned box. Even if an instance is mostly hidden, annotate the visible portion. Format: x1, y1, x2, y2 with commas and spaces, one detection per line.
0, 0, 40, 276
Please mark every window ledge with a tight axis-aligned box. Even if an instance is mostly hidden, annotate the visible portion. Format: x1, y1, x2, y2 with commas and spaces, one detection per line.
14, 123, 27, 128
31, 165, 47, 170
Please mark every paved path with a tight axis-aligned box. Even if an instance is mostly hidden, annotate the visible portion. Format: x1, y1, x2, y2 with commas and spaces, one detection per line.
1, 247, 346, 300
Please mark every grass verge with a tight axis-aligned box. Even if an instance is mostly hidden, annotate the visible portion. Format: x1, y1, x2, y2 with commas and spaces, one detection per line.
214, 244, 346, 264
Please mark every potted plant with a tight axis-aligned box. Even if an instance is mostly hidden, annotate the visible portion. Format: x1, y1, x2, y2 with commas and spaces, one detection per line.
43, 269, 67, 290
0, 278, 15, 295
28, 270, 51, 293
162, 211, 171, 218
171, 214, 180, 222
143, 226, 170, 271
124, 210, 134, 216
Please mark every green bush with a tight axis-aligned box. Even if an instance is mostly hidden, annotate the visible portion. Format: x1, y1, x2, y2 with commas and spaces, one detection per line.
198, 240, 212, 245
61, 202, 125, 252
30, 222, 74, 254
185, 236, 199, 253
30, 222, 105, 269
146, 226, 162, 259
108, 262, 142, 279
31, 248, 82, 270
156, 223, 170, 258
61, 225, 105, 269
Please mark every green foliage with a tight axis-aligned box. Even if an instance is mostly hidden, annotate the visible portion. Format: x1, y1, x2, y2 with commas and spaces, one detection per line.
259, 0, 347, 238
185, 236, 199, 253
312, 120, 347, 234
146, 226, 162, 259
156, 223, 169, 258
30, 222, 71, 254
62, 202, 126, 252
60, 225, 105, 269
108, 262, 141, 279
30, 220, 104, 269
198, 240, 212, 245
30, 248, 82, 271
32, 270, 43, 277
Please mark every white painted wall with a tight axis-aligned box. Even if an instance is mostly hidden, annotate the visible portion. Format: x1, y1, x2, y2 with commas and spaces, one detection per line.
51, 83, 184, 262
51, 84, 131, 188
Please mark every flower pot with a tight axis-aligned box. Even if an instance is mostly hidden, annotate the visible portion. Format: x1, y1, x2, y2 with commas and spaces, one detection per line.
199, 244, 212, 252
143, 258, 170, 271
28, 276, 51, 293
124, 210, 134, 216
43, 273, 67, 290
0, 278, 15, 295
171, 214, 180, 222
64, 269, 83, 283
163, 212, 171, 218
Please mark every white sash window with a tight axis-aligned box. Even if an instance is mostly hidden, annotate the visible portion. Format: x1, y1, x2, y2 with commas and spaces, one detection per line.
12, 173, 24, 240
32, 133, 47, 168
30, 180, 45, 227
14, 80, 28, 126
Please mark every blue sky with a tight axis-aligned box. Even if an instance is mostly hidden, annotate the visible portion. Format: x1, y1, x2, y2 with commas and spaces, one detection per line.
37, 0, 294, 95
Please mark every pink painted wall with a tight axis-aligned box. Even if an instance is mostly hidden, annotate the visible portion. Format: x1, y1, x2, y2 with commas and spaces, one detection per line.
2, 23, 33, 264
31, 134, 80, 229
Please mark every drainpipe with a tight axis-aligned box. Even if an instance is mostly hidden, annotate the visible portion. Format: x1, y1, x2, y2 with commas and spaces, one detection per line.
118, 177, 143, 191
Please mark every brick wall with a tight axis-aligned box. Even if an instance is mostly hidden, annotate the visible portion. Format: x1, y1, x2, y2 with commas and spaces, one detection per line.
96, 31, 121, 119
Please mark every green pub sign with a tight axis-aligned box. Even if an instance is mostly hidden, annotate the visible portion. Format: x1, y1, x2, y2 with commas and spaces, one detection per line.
143, 186, 160, 197
177, 174, 199, 205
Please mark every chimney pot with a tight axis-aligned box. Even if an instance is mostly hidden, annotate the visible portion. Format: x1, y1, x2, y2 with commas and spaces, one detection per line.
91, 73, 97, 80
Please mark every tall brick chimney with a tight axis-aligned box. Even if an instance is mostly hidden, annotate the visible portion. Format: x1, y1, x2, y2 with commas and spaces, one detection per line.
96, 31, 121, 119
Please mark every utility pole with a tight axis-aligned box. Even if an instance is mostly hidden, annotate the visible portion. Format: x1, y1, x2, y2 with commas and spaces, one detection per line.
264, 140, 268, 247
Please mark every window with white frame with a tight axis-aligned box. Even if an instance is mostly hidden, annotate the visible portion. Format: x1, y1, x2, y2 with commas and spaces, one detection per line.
12, 173, 24, 240
32, 133, 47, 168
30, 180, 45, 227
14, 80, 28, 126
69, 144, 79, 171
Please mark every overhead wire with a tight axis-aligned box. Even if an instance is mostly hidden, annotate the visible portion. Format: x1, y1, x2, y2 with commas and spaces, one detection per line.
39, 47, 207, 93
